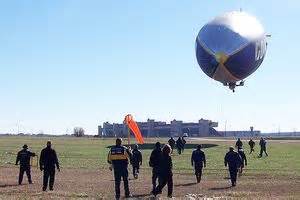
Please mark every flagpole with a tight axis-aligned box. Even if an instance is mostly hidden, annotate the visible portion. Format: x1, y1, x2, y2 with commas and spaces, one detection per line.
128, 125, 130, 146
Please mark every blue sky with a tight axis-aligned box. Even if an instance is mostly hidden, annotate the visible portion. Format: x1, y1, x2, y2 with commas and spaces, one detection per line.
0, 0, 299, 135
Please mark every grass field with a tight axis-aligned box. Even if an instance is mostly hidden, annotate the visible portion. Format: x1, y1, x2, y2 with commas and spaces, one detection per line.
0, 136, 299, 199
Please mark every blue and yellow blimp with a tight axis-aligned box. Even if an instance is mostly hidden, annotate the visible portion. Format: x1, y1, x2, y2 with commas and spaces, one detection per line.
195, 11, 268, 92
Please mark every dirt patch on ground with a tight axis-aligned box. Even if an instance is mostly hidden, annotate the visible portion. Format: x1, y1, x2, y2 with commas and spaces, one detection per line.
0, 166, 299, 200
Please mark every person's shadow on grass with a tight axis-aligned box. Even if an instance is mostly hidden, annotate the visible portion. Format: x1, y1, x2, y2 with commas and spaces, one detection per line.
129, 193, 155, 200
175, 182, 198, 187
209, 186, 232, 190
0, 183, 20, 188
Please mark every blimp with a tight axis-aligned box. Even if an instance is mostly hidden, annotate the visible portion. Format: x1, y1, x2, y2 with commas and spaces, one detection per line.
195, 11, 269, 92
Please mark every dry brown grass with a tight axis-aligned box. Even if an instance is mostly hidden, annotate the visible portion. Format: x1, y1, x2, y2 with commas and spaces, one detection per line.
1, 166, 299, 200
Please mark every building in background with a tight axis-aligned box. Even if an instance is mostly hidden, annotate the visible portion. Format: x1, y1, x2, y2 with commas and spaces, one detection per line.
218, 130, 261, 138
99, 119, 219, 137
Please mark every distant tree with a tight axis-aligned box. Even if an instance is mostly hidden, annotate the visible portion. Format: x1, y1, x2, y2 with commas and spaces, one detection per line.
73, 127, 85, 137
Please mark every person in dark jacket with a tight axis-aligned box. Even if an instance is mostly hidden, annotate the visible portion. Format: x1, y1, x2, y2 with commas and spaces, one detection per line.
237, 148, 247, 174
154, 144, 173, 198
181, 137, 187, 153
235, 138, 243, 150
15, 144, 36, 185
248, 138, 255, 154
224, 146, 242, 187
259, 137, 268, 157
149, 142, 162, 194
168, 137, 175, 154
107, 138, 132, 200
131, 144, 142, 179
39, 141, 60, 191
176, 137, 183, 155
191, 144, 206, 183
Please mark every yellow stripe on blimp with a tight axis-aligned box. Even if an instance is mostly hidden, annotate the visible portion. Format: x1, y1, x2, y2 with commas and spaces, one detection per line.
212, 52, 240, 82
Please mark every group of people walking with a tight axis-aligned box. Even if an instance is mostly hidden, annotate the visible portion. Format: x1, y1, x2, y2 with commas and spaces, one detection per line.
107, 139, 177, 199
14, 137, 269, 199
225, 137, 269, 187
168, 136, 186, 155
15, 141, 60, 191
108, 137, 269, 199
236, 137, 269, 157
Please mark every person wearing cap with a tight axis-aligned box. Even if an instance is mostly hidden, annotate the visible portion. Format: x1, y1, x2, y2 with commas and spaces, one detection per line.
149, 142, 162, 194
191, 144, 206, 183
237, 148, 247, 174
130, 144, 142, 179
224, 146, 242, 187
16, 144, 36, 185
107, 138, 132, 200
153, 144, 173, 198
39, 141, 60, 191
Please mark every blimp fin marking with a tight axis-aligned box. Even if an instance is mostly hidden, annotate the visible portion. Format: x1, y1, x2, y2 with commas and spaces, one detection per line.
212, 63, 240, 83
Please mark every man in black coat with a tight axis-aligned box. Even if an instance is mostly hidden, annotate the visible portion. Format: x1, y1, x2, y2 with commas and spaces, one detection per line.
149, 142, 161, 194
181, 137, 186, 153
224, 146, 242, 186
168, 137, 175, 154
237, 148, 247, 174
39, 141, 60, 191
191, 144, 206, 183
248, 138, 255, 154
176, 137, 183, 155
154, 144, 173, 198
259, 137, 268, 157
15, 144, 36, 185
131, 144, 142, 179
235, 138, 243, 150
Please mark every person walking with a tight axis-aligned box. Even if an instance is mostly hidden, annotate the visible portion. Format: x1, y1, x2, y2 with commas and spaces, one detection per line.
39, 141, 60, 191
168, 137, 175, 154
191, 144, 206, 183
224, 146, 242, 187
259, 137, 268, 157
153, 144, 173, 198
235, 138, 243, 150
176, 137, 183, 155
248, 138, 255, 154
181, 137, 186, 153
107, 138, 132, 200
237, 148, 247, 174
131, 144, 142, 179
15, 144, 36, 185
149, 142, 162, 194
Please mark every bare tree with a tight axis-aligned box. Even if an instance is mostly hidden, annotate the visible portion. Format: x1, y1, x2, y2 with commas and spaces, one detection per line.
73, 127, 85, 137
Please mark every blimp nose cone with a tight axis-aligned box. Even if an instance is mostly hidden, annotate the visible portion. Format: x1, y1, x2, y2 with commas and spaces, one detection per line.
215, 52, 228, 64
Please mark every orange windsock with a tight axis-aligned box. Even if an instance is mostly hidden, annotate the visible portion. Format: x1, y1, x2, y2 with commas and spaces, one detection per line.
124, 114, 144, 144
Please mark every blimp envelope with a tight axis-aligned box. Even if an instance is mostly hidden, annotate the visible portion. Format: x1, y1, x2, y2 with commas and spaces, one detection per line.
195, 11, 267, 84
